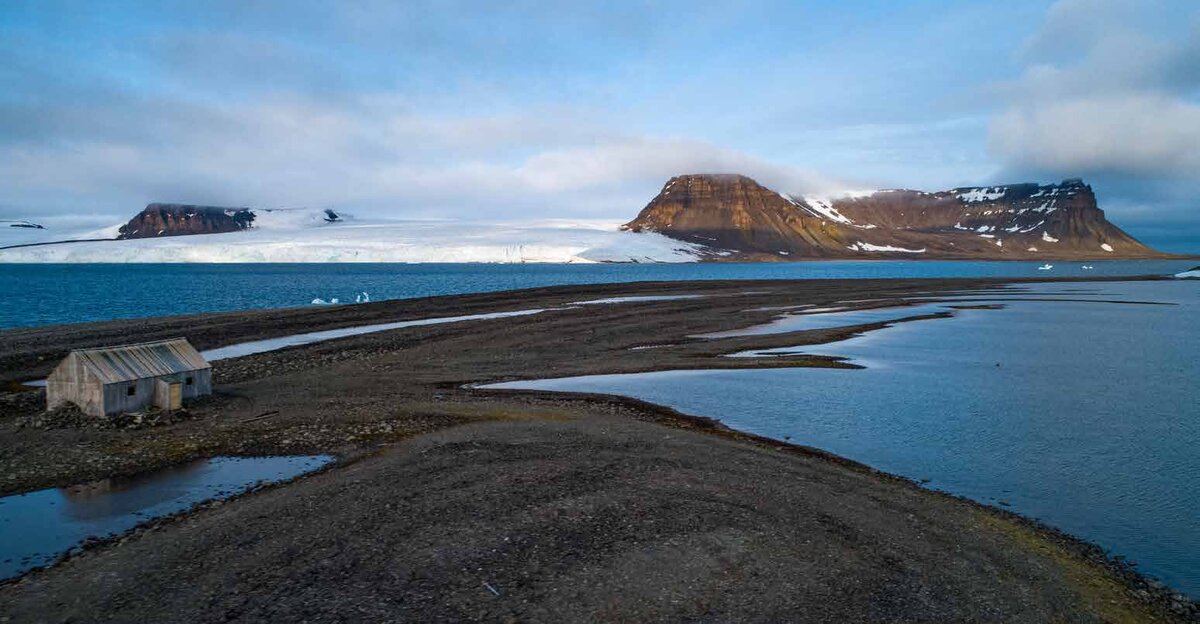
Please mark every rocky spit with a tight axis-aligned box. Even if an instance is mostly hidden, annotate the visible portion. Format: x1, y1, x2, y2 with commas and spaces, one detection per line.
1, 278, 1195, 622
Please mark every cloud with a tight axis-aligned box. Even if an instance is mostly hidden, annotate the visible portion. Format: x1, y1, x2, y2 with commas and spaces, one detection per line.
515, 138, 844, 195
990, 95, 1200, 174
988, 0, 1200, 178
0, 93, 841, 222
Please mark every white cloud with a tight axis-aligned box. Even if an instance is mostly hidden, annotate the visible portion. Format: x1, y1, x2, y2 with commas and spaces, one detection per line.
988, 0, 1200, 177
0, 96, 843, 223
515, 137, 844, 195
990, 95, 1200, 174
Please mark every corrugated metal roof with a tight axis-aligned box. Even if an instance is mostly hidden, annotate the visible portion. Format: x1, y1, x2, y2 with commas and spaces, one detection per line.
71, 338, 210, 384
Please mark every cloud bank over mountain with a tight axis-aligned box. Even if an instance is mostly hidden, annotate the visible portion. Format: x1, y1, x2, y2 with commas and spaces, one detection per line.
0, 0, 1195, 250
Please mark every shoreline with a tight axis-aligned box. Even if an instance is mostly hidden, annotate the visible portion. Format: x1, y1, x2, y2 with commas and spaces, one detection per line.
2, 252, 1196, 259
1, 277, 1195, 621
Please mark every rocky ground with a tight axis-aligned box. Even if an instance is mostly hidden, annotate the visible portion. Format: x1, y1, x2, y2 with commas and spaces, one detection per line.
0, 277, 1193, 622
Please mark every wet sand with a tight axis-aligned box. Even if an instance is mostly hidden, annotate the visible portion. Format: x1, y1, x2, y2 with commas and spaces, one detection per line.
0, 277, 1192, 622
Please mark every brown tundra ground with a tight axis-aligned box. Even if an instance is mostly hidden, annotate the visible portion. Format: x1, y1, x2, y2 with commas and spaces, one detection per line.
0, 277, 1191, 623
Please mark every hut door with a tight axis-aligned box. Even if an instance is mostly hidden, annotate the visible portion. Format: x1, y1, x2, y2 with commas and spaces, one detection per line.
169, 382, 182, 409
155, 380, 183, 410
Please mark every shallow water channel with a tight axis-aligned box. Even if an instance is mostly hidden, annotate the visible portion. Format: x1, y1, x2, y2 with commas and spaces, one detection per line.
488, 281, 1200, 596
0, 455, 332, 580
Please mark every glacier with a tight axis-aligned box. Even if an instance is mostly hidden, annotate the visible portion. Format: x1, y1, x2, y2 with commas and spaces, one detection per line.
0, 216, 706, 264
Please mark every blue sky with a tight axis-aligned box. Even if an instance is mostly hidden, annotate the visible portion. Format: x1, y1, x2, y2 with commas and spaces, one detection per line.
1, 0, 1197, 251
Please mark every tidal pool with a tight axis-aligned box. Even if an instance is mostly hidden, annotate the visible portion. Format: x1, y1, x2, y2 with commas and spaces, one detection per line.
0, 455, 333, 580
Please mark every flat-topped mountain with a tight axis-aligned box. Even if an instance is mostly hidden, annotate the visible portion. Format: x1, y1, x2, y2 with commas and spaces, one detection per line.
118, 204, 257, 239
117, 204, 345, 239
2, 181, 1176, 263
623, 174, 1164, 259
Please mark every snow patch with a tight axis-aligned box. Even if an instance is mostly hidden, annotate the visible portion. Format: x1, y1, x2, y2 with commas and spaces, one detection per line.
957, 187, 1007, 203
1042, 231, 1059, 243
1100, 243, 1114, 252
846, 241, 926, 253
797, 195, 854, 224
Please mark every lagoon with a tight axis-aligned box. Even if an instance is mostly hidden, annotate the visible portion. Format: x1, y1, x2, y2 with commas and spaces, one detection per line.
488, 281, 1200, 596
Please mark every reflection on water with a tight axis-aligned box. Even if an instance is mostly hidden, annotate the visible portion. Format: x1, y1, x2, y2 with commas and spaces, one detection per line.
695, 302, 956, 338
0, 455, 332, 579
488, 281, 1200, 596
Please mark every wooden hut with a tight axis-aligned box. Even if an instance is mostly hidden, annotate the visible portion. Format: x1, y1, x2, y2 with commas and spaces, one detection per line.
46, 338, 212, 417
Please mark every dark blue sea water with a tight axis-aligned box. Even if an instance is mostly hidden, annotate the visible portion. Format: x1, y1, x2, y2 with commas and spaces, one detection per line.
491, 281, 1200, 596
0, 260, 1194, 329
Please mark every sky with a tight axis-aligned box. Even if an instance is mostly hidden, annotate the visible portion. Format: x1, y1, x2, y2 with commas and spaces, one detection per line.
1, 0, 1197, 251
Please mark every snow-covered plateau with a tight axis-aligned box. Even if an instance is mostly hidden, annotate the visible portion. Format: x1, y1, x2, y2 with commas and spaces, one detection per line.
0, 216, 706, 263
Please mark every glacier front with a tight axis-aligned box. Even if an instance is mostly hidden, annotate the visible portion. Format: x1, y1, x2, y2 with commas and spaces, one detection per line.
0, 217, 707, 264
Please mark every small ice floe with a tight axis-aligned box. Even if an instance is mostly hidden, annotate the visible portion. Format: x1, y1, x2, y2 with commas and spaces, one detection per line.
355, 292, 371, 303
1082, 265, 1094, 270
1175, 268, 1200, 279
1037, 264, 1053, 271
311, 297, 340, 305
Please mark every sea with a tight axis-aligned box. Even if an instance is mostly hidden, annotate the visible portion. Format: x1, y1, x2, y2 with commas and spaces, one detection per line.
491, 280, 1200, 596
0, 259, 1193, 329
1, 261, 1198, 596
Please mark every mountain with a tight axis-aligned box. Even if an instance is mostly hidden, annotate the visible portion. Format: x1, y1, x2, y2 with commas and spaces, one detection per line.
622, 174, 1165, 259
0, 179, 1177, 263
117, 204, 258, 239
0, 209, 704, 263
116, 204, 354, 239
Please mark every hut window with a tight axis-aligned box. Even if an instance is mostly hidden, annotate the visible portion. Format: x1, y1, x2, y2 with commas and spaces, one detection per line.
126, 385, 136, 396
185, 376, 193, 386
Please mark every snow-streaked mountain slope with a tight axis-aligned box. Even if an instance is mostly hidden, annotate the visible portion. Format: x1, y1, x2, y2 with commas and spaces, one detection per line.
0, 217, 706, 263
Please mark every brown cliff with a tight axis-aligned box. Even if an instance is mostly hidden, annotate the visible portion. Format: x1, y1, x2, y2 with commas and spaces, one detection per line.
623, 175, 1165, 259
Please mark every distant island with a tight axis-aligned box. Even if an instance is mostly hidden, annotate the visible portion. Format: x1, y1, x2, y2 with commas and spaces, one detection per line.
0, 175, 1176, 262
623, 174, 1165, 260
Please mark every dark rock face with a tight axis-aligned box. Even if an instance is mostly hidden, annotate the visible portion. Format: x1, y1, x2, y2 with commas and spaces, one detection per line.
620, 175, 847, 257
117, 204, 256, 239
623, 175, 1164, 259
